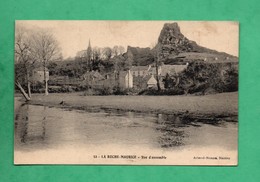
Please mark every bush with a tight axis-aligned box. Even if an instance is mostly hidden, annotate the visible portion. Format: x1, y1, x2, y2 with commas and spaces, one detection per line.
139, 87, 184, 96
83, 89, 96, 96
98, 86, 114, 95
83, 86, 114, 96
177, 62, 238, 94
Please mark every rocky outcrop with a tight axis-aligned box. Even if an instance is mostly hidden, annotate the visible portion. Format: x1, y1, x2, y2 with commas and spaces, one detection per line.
125, 22, 238, 66
158, 23, 193, 57
158, 22, 223, 58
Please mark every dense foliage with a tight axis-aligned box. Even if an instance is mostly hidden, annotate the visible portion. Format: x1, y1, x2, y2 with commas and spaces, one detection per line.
174, 62, 238, 94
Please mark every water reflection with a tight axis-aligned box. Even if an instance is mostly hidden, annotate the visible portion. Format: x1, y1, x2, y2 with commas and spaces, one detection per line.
155, 114, 186, 148
14, 100, 238, 153
15, 104, 47, 148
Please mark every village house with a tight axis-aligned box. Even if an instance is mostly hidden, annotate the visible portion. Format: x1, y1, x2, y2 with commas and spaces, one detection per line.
130, 63, 188, 89
147, 75, 157, 88
130, 65, 163, 77
129, 63, 188, 90
133, 74, 164, 90
130, 65, 150, 77
148, 66, 162, 76
32, 66, 49, 83
119, 70, 133, 89
103, 72, 118, 88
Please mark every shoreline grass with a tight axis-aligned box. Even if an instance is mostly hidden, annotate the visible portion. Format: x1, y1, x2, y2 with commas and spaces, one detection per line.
17, 92, 238, 119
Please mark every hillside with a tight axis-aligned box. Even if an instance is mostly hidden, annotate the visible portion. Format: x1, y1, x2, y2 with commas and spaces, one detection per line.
164, 52, 238, 65
125, 22, 238, 66
124, 46, 155, 66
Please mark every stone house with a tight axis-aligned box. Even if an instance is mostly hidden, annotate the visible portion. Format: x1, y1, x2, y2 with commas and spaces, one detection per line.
32, 66, 49, 83
130, 63, 187, 89
130, 65, 151, 77
147, 75, 157, 88
148, 66, 162, 76
133, 74, 164, 90
119, 70, 133, 89
130, 65, 163, 77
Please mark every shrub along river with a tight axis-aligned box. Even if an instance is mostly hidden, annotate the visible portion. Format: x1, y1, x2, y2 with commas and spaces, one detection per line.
14, 98, 238, 165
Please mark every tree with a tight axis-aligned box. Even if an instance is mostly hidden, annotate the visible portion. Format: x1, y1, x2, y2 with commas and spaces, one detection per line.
86, 40, 93, 69
124, 57, 133, 70
112, 45, 119, 57
102, 47, 112, 60
76, 50, 87, 59
30, 29, 61, 95
92, 47, 102, 70
92, 47, 101, 61
112, 45, 125, 57
118, 46, 125, 55
153, 43, 162, 91
15, 25, 36, 101
112, 55, 126, 72
163, 73, 171, 89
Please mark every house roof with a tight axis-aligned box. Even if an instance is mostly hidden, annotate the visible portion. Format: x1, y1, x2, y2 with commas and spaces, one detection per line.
147, 75, 157, 85
130, 66, 149, 71
148, 66, 161, 72
119, 71, 132, 78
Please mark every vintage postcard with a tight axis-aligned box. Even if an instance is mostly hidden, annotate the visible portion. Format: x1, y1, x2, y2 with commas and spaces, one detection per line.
14, 21, 238, 165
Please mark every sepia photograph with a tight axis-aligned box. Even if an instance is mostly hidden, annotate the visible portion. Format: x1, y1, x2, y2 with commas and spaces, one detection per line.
14, 21, 239, 165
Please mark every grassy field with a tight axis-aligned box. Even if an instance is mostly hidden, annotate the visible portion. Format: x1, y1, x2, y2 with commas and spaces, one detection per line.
23, 92, 238, 117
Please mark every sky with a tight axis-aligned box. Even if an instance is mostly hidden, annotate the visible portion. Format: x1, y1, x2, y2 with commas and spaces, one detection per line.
16, 21, 239, 58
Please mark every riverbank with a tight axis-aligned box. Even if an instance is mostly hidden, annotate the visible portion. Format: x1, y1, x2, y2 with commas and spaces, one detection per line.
17, 92, 238, 120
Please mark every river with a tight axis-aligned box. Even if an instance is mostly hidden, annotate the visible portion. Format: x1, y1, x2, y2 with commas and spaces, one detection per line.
14, 98, 238, 165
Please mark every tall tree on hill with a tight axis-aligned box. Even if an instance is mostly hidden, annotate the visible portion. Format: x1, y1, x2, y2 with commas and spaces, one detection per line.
86, 39, 93, 70
112, 45, 119, 57
30, 29, 61, 96
92, 47, 102, 70
92, 47, 101, 61
102, 47, 112, 60
112, 45, 125, 57
118, 46, 125, 55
